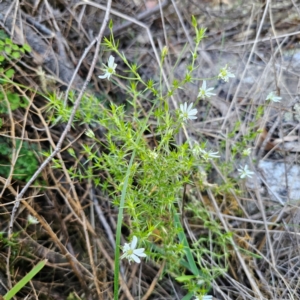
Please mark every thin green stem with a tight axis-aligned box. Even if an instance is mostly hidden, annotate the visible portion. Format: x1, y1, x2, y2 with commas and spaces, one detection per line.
114, 149, 137, 300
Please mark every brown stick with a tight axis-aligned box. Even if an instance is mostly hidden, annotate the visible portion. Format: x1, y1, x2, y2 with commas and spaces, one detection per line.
141, 260, 166, 300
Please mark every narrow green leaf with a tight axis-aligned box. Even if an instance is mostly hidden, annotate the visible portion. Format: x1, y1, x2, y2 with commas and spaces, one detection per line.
4, 259, 47, 300
109, 19, 113, 29
175, 275, 196, 282
191, 15, 197, 28
173, 212, 199, 276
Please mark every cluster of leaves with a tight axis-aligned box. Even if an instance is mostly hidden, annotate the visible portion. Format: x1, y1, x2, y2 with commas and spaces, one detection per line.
0, 231, 19, 250
0, 29, 31, 117
45, 91, 107, 126
0, 90, 29, 114
0, 31, 38, 184
0, 138, 39, 182
0, 30, 31, 118
0, 30, 31, 79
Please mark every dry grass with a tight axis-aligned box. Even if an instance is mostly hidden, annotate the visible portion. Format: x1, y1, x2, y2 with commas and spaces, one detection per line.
1, 0, 300, 299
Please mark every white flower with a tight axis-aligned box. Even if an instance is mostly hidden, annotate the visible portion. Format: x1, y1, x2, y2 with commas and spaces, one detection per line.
218, 64, 235, 82
242, 148, 252, 156
195, 295, 213, 300
179, 102, 198, 122
238, 165, 254, 179
200, 149, 220, 161
192, 142, 219, 161
294, 103, 300, 121
198, 81, 216, 99
266, 92, 281, 102
121, 236, 147, 264
149, 150, 158, 159
98, 55, 117, 80
193, 145, 219, 161
27, 214, 39, 225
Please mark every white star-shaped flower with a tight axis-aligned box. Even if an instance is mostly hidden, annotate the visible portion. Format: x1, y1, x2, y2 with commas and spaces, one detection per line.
218, 64, 235, 82
199, 149, 220, 161
27, 214, 39, 225
98, 55, 117, 80
238, 164, 254, 179
266, 91, 281, 102
198, 81, 216, 99
179, 102, 198, 122
193, 143, 219, 161
121, 236, 147, 264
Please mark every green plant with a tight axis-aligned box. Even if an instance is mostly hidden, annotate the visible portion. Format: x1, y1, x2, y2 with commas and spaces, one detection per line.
0, 33, 37, 184
0, 30, 31, 114
0, 30, 31, 79
0, 90, 29, 114
45, 16, 258, 299
0, 231, 19, 250
0, 138, 39, 182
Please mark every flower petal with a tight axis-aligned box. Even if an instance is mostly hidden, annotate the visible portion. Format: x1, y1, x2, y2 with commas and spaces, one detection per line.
187, 102, 193, 111
189, 108, 198, 115
123, 243, 131, 252
131, 254, 141, 263
98, 74, 108, 79
108, 55, 115, 67
130, 236, 138, 249
133, 248, 146, 256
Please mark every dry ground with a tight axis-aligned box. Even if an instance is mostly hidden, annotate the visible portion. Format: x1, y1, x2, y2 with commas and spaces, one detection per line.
1, 0, 300, 299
